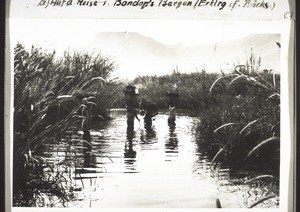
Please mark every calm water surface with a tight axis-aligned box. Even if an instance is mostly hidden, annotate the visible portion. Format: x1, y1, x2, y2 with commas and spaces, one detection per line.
47, 109, 255, 208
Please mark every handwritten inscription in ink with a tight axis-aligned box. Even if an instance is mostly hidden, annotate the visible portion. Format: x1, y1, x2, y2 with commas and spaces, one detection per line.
37, 0, 107, 7
37, 0, 276, 11
37, 0, 73, 7
113, 0, 154, 9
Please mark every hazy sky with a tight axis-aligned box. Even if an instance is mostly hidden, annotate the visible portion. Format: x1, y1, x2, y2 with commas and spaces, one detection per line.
10, 19, 251, 51
10, 19, 281, 79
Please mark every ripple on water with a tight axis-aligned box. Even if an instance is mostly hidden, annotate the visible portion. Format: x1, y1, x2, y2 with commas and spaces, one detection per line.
42, 111, 272, 208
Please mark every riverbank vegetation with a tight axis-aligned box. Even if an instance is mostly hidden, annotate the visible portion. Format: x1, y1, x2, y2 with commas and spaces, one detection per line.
129, 53, 280, 177
13, 44, 122, 206
132, 69, 219, 110
128, 53, 280, 207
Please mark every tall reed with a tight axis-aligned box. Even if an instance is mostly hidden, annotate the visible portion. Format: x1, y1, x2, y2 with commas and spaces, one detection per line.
13, 43, 118, 206
199, 53, 280, 179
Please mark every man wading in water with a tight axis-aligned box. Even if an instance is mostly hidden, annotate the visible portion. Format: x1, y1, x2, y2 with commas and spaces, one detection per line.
123, 85, 140, 131
139, 98, 158, 128
166, 84, 179, 125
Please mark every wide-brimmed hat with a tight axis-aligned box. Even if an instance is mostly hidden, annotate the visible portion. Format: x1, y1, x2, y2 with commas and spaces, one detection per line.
123, 85, 139, 95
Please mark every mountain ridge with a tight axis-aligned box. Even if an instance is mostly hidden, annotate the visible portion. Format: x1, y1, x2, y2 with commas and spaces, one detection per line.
86, 32, 280, 79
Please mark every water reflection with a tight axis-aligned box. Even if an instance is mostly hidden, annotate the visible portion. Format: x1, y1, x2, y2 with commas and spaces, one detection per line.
124, 127, 137, 171
83, 130, 96, 168
165, 124, 179, 150
140, 125, 157, 144
69, 111, 261, 208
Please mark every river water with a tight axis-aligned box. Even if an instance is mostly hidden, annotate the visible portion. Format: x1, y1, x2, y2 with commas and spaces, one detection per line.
45, 109, 276, 208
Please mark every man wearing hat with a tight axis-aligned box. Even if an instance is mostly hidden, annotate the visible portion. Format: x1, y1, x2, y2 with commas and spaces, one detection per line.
123, 85, 140, 131
166, 84, 179, 125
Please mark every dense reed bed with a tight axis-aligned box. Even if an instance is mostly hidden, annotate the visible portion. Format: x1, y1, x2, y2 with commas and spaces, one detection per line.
13, 44, 122, 206
202, 63, 280, 207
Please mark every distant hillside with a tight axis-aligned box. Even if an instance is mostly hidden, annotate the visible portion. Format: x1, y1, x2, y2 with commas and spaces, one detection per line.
86, 32, 280, 79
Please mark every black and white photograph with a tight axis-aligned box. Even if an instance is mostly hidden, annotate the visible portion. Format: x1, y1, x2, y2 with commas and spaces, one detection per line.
7, 17, 294, 211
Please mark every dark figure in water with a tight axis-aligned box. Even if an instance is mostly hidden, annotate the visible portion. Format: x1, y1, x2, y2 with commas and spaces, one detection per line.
123, 85, 140, 131
124, 127, 137, 159
216, 198, 222, 208
126, 102, 140, 131
139, 99, 158, 127
167, 106, 176, 125
166, 85, 179, 125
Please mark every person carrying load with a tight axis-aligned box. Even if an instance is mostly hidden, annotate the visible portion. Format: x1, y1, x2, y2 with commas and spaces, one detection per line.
166, 84, 179, 125
123, 85, 140, 131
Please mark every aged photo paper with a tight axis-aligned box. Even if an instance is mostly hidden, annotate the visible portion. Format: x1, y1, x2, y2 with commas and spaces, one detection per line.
5, 0, 295, 212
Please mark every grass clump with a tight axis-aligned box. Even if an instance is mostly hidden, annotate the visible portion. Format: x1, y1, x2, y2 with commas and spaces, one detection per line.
201, 67, 280, 174
13, 43, 119, 206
